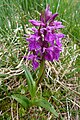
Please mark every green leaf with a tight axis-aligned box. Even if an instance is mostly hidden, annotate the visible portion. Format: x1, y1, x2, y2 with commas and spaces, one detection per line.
34, 98, 58, 117
22, 65, 36, 97
12, 94, 30, 108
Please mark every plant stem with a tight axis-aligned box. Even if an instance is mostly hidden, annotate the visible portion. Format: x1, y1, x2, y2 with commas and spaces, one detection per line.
37, 60, 45, 85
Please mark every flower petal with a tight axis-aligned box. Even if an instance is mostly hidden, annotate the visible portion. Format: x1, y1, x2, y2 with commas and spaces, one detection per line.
49, 13, 58, 22
28, 54, 34, 60
54, 21, 65, 29
45, 32, 55, 42
29, 41, 41, 51
29, 20, 45, 26
45, 5, 52, 22
32, 60, 39, 70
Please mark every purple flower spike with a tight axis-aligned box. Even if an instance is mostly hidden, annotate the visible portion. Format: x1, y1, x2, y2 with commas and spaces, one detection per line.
26, 5, 65, 70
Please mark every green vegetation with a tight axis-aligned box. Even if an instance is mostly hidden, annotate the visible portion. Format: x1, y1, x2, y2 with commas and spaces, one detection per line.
0, 0, 80, 119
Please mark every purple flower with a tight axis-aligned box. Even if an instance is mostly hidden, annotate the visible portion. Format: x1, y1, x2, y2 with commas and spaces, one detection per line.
40, 5, 58, 24
50, 20, 65, 29
26, 5, 65, 70
28, 54, 39, 70
44, 46, 61, 61
29, 20, 45, 26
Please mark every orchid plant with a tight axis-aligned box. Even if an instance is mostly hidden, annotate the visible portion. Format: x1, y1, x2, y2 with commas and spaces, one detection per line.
12, 5, 65, 118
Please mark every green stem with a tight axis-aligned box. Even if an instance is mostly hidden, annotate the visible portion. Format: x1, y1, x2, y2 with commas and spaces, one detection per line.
37, 60, 45, 85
